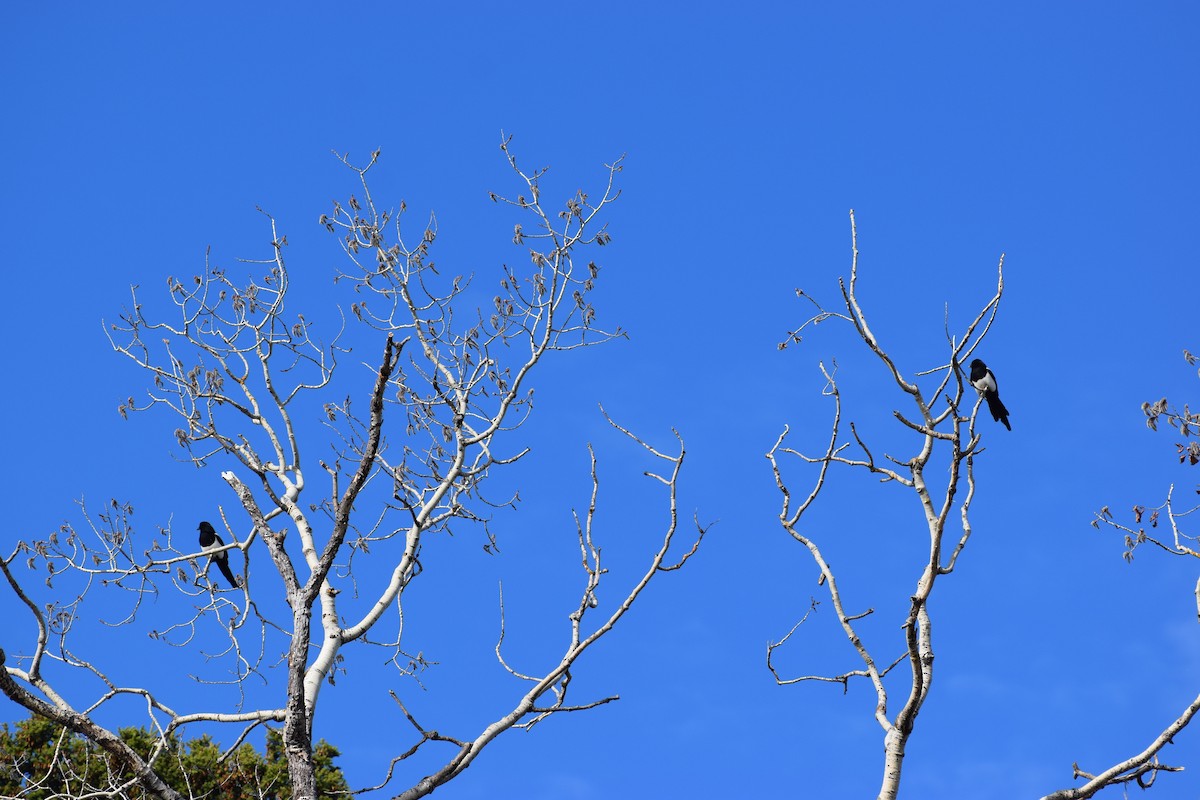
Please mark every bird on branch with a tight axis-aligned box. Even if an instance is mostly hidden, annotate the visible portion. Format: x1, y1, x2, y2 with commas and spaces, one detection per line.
198, 520, 241, 588
969, 358, 1011, 431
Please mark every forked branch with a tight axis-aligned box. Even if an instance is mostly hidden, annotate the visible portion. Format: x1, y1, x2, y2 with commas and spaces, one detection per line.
769, 213, 1004, 800
385, 416, 706, 799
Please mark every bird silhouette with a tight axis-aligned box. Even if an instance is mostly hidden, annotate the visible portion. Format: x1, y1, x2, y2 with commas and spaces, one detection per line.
969, 358, 1011, 431
197, 521, 240, 588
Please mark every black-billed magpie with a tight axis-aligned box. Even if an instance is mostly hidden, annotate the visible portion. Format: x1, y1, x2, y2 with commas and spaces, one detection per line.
198, 521, 240, 588
969, 359, 1011, 431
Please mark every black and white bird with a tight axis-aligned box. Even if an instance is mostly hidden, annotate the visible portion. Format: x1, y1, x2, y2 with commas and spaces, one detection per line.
198, 521, 240, 588
969, 359, 1011, 431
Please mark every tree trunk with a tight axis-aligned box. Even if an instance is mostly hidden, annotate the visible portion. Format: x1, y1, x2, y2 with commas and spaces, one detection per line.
878, 727, 905, 800
285, 600, 318, 800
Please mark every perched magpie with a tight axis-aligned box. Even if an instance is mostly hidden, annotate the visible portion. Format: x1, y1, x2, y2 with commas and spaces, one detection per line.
968, 359, 1011, 431
197, 521, 240, 588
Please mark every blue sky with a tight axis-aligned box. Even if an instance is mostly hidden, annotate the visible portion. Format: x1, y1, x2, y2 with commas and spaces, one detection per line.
2, 4, 1198, 798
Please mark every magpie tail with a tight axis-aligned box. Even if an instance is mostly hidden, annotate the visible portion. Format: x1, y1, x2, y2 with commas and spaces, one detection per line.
216, 559, 240, 589
986, 394, 1011, 431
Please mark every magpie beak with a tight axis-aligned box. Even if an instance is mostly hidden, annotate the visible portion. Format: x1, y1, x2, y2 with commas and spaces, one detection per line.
198, 521, 240, 588
968, 359, 1011, 431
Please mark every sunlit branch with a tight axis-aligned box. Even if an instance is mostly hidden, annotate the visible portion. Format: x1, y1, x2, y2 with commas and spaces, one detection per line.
769, 215, 1005, 800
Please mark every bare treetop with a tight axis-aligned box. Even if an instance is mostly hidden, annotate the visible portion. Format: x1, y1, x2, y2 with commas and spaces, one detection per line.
768, 211, 1005, 800
1, 142, 705, 800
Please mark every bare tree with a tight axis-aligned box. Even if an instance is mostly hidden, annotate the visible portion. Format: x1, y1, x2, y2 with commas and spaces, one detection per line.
1057, 350, 1200, 799
765, 211, 1003, 800
0, 140, 706, 800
